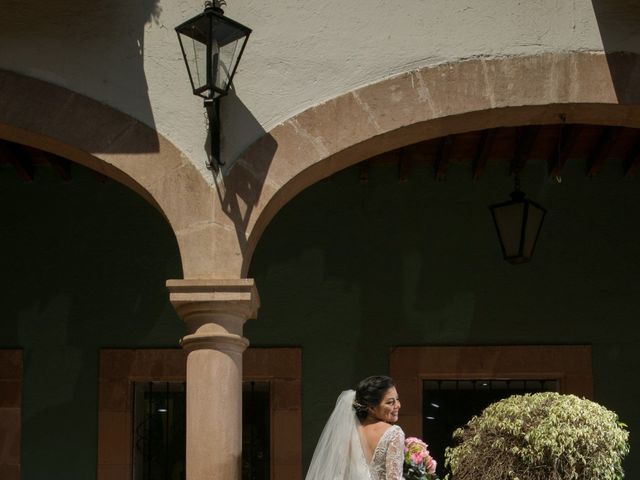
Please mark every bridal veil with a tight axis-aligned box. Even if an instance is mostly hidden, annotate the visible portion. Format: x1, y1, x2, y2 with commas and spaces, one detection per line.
305, 390, 371, 480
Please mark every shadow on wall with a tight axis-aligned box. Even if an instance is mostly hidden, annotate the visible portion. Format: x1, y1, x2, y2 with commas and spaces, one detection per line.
0, 0, 161, 136
591, 1, 640, 103
212, 89, 278, 262
218, 88, 274, 168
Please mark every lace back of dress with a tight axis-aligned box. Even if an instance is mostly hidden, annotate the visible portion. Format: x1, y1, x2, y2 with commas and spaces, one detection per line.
368, 426, 405, 480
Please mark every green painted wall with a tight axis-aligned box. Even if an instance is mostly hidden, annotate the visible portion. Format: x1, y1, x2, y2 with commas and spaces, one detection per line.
0, 165, 184, 479
1, 157, 637, 478
247, 160, 639, 476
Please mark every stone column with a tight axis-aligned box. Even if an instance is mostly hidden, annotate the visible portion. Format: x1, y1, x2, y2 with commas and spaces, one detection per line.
167, 279, 259, 480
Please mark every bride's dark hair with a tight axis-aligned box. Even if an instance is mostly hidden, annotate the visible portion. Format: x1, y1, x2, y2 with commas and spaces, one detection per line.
353, 375, 395, 420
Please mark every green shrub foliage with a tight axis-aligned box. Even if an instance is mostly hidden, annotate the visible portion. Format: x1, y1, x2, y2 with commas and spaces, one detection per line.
444, 392, 629, 480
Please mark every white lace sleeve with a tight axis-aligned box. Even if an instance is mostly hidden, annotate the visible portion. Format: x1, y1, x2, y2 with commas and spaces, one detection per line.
384, 426, 405, 480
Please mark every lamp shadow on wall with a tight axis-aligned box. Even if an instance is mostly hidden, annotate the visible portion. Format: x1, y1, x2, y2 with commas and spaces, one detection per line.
212, 89, 278, 259
591, 1, 640, 104
0, 0, 162, 153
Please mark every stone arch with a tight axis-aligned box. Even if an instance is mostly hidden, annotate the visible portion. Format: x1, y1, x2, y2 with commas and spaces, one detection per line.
7, 51, 639, 281
221, 51, 640, 277
0, 69, 217, 278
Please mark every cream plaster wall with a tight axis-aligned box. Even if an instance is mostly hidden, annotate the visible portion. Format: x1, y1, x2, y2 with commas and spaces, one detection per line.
0, 1, 637, 180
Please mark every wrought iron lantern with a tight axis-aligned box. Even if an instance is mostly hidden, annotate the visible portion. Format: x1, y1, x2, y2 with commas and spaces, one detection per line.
176, 1, 251, 166
489, 177, 547, 264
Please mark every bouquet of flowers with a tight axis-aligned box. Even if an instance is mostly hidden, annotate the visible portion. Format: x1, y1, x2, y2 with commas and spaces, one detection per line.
403, 437, 438, 480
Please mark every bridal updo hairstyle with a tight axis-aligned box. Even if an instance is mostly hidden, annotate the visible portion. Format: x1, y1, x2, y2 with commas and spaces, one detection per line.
353, 375, 395, 420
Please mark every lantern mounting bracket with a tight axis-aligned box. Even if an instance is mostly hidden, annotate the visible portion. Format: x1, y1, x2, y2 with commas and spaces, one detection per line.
510, 175, 525, 201
204, 97, 222, 167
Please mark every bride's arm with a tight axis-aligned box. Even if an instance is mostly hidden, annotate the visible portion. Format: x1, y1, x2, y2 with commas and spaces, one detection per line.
385, 427, 405, 480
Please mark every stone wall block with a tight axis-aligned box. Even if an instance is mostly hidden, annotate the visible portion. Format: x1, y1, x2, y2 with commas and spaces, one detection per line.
174, 225, 246, 280
244, 348, 301, 379
0, 381, 21, 408
97, 411, 131, 465
273, 463, 302, 480
98, 379, 131, 412
272, 379, 302, 411
271, 410, 301, 465
160, 350, 188, 378
0, 464, 19, 480
393, 378, 420, 415
0, 408, 20, 465
131, 350, 172, 379
0, 352, 21, 380
100, 350, 134, 381
398, 414, 422, 439
97, 464, 129, 480
235, 122, 317, 191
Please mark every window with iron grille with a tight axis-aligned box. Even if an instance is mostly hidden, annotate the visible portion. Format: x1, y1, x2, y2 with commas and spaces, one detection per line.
132, 382, 186, 480
132, 381, 270, 480
242, 381, 270, 480
422, 379, 559, 478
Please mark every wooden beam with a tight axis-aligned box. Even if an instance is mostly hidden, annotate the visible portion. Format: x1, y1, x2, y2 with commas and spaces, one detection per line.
472, 128, 497, 180
23, 146, 73, 182
549, 124, 582, 177
510, 126, 540, 176
398, 149, 410, 182
435, 135, 454, 180
0, 141, 34, 181
586, 126, 620, 177
93, 171, 109, 183
49, 155, 72, 181
22, 146, 48, 165
359, 160, 369, 182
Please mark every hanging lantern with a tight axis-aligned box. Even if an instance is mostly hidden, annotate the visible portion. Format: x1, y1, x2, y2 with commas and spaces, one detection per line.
489, 179, 546, 264
176, 1, 251, 99
176, 1, 251, 166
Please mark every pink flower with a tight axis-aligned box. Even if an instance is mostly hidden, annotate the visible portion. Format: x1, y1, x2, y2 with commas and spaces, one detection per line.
404, 436, 438, 479
405, 437, 424, 449
427, 457, 437, 475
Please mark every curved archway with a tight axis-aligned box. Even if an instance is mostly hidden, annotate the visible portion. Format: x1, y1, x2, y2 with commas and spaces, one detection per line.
0, 69, 216, 278
8, 50, 639, 281
222, 51, 640, 277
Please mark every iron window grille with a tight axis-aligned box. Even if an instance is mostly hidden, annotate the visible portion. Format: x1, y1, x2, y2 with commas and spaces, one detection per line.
132, 381, 270, 480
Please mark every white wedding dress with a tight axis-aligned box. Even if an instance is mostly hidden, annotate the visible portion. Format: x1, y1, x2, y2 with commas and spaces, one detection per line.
305, 390, 405, 480
365, 425, 404, 480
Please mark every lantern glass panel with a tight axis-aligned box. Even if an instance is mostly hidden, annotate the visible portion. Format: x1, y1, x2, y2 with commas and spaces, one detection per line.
215, 37, 242, 93
177, 11, 250, 98
210, 14, 250, 95
522, 202, 545, 258
178, 32, 208, 94
492, 202, 526, 258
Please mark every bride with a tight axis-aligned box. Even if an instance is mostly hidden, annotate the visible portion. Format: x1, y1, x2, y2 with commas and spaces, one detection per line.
305, 375, 405, 480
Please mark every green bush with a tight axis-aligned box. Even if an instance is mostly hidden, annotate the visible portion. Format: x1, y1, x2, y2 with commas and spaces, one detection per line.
444, 392, 629, 480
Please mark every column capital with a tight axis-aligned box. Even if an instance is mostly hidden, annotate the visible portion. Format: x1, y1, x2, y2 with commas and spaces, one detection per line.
167, 278, 259, 319
167, 278, 260, 352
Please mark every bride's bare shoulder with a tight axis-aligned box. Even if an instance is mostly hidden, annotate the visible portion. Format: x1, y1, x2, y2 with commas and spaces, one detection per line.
360, 421, 393, 448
